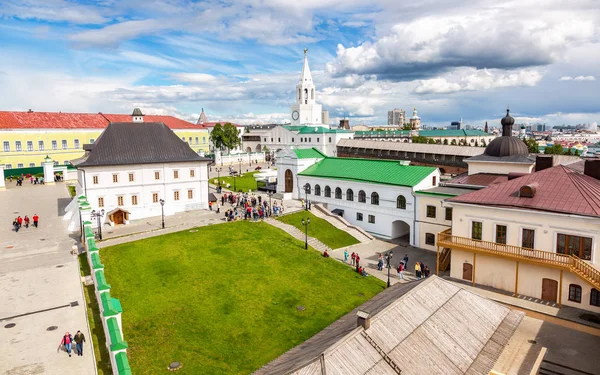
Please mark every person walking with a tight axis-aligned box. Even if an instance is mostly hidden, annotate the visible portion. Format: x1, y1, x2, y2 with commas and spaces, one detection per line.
59, 332, 73, 357
13, 218, 19, 232
415, 262, 421, 280
420, 262, 425, 278
216, 203, 220, 214
32, 214, 39, 228
377, 253, 384, 271
356, 254, 361, 269
17, 216, 23, 230
209, 201, 213, 211
397, 262, 405, 280
351, 252, 356, 266
24, 215, 30, 229
74, 330, 86, 356
344, 249, 349, 263
403, 254, 409, 268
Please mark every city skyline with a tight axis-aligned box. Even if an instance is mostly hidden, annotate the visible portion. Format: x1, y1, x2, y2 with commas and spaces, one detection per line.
0, 0, 599, 126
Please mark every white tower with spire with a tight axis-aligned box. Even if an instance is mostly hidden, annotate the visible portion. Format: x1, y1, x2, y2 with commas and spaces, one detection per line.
290, 49, 323, 126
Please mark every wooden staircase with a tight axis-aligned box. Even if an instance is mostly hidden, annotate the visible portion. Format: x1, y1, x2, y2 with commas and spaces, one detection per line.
569, 257, 600, 291
438, 248, 451, 272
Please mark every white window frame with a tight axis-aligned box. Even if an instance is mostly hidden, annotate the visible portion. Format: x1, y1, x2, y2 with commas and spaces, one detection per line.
38, 140, 44, 151
62, 140, 67, 149
3, 141, 9, 152
26, 141, 33, 151
52, 140, 57, 150
15, 141, 22, 151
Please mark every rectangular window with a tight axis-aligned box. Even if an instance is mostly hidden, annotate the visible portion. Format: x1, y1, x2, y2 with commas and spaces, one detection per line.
445, 207, 453, 221
63, 161, 69, 165
188, 137, 192, 143
522, 229, 535, 249
203, 137, 206, 143
92, 176, 99, 184
591, 289, 600, 307
52, 140, 57, 150
309, 138, 311, 142
27, 141, 33, 151
188, 189, 193, 199
557, 233, 592, 260
368, 215, 375, 224
271, 138, 273, 142
152, 193, 159, 203
74, 139, 80, 148
155, 171, 160, 180
182, 137, 186, 142
128, 173, 134, 182
38, 141, 44, 151
3, 141, 9, 152
62, 140, 67, 149
357, 213, 363, 221
15, 141, 22, 151
112, 174, 118, 183
433, 176, 437, 185
173, 170, 179, 179
263, 137, 266, 142
5, 164, 11, 169
278, 137, 281, 142
131, 195, 138, 205
292, 138, 294, 142
29, 163, 35, 167
117, 196, 124, 206
195, 137, 199, 144
425, 233, 435, 245
568, 285, 582, 303
190, 169, 195, 177
17, 163, 23, 168
90, 139, 95, 144
329, 137, 332, 143
98, 197, 104, 208
472, 221, 482, 240
496, 225, 507, 244
426, 205, 436, 218
174, 191, 180, 201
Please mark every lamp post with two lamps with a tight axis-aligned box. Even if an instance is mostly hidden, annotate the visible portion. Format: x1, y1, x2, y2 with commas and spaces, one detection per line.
301, 217, 311, 249
385, 251, 394, 288
159, 199, 165, 229
90, 209, 105, 240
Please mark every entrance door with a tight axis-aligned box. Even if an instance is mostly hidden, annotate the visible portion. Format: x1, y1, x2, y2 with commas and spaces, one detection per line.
284, 169, 293, 193
541, 278, 558, 302
462, 263, 473, 281
113, 211, 124, 225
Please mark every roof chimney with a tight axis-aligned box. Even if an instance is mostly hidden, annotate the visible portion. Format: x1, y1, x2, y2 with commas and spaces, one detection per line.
131, 108, 144, 123
356, 310, 371, 330
584, 159, 600, 180
535, 155, 553, 172
27, 109, 33, 113
508, 172, 529, 180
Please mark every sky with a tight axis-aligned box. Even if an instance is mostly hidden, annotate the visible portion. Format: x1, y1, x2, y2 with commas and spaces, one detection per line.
0, 0, 599, 127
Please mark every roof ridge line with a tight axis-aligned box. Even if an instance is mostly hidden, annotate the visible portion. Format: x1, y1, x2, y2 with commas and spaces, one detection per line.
566, 168, 600, 215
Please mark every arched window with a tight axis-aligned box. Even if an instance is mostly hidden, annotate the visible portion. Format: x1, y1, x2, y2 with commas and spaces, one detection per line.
371, 192, 379, 205
397, 195, 406, 209
568, 284, 582, 303
591, 288, 600, 307
324, 186, 331, 198
346, 189, 354, 201
314, 185, 321, 196
335, 187, 342, 199
304, 183, 311, 195
358, 190, 366, 203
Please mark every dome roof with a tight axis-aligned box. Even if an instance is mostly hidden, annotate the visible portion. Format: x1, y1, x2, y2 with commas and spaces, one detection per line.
484, 108, 529, 157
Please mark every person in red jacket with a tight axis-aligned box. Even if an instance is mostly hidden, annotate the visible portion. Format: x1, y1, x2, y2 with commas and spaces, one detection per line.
17, 216, 23, 229
59, 332, 73, 357
32, 214, 39, 228
23, 215, 30, 228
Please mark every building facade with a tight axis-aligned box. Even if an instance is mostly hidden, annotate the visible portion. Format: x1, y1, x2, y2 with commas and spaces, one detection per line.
387, 108, 406, 126
0, 109, 211, 171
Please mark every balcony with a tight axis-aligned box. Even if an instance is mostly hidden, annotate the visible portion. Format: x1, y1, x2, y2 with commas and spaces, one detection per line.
437, 229, 600, 290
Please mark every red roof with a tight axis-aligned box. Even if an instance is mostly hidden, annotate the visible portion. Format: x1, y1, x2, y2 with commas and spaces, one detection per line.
448, 165, 600, 217
0, 111, 214, 130
202, 122, 242, 127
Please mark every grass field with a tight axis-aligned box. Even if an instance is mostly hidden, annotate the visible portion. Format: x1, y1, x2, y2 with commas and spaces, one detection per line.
101, 221, 384, 374
278, 211, 360, 249
209, 171, 261, 192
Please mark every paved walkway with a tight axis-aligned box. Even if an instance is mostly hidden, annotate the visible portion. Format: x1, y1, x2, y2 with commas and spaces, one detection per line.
0, 182, 96, 375
264, 218, 332, 253
310, 204, 372, 243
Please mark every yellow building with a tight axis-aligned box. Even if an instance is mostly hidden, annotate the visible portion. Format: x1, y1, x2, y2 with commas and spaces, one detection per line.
0, 110, 212, 173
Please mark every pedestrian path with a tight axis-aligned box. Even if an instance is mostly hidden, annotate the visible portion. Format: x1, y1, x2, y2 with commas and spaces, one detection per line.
311, 204, 373, 243
264, 218, 332, 253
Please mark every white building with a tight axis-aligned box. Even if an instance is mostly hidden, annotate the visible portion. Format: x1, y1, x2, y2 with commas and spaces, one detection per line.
290, 49, 328, 126
72, 121, 211, 226
276, 147, 439, 241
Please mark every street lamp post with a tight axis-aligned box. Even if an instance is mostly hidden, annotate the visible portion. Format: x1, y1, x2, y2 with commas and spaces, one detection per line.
159, 199, 165, 229
301, 218, 311, 249
386, 251, 394, 288
238, 158, 243, 175
91, 209, 105, 240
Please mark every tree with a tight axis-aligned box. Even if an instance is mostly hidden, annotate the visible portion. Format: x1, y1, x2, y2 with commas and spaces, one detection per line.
411, 135, 428, 144
474, 140, 479, 147
210, 122, 241, 152
450, 139, 457, 146
402, 123, 412, 130
544, 143, 565, 155
481, 139, 487, 147
522, 137, 539, 153
428, 138, 437, 144
443, 139, 448, 145
435, 139, 442, 144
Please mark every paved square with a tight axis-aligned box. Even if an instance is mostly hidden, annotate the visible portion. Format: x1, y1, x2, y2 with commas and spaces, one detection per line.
0, 182, 96, 375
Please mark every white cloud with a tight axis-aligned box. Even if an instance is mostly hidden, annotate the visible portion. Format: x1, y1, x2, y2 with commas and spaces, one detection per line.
171, 73, 220, 84
1, 0, 110, 24
414, 68, 543, 94
559, 76, 574, 81
574, 75, 596, 81
69, 19, 166, 47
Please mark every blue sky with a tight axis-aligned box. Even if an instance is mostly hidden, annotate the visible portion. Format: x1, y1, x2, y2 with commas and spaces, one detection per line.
0, 0, 599, 127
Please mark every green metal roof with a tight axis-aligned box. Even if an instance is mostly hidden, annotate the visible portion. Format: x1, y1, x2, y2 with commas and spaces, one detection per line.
296, 126, 352, 134
419, 129, 490, 137
282, 125, 306, 131
294, 148, 326, 159
354, 130, 409, 136
298, 158, 436, 187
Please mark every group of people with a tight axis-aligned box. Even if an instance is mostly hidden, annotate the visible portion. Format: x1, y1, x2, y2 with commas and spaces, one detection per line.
12, 214, 39, 232
58, 331, 86, 357
300, 199, 311, 210
341, 250, 429, 280
221, 192, 284, 222
9, 175, 44, 186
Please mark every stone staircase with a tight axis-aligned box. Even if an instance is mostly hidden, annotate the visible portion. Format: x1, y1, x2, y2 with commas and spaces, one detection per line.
264, 218, 332, 253
311, 204, 373, 243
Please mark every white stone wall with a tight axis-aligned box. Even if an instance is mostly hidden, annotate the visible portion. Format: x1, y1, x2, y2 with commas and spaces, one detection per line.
414, 193, 453, 251
466, 160, 534, 175
79, 161, 209, 222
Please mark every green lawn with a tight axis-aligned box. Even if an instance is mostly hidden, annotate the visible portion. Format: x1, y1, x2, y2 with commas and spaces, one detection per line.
209, 171, 261, 192
101, 221, 384, 374
277, 211, 360, 249
78, 254, 113, 375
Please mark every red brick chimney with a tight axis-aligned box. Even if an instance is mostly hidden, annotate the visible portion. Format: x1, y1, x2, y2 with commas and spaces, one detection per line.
584, 159, 600, 180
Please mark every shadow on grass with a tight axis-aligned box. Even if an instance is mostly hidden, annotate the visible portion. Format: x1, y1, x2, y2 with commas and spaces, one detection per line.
79, 254, 113, 375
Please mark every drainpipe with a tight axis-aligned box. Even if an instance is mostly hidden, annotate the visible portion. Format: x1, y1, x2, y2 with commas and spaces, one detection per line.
82, 169, 87, 197
412, 191, 416, 247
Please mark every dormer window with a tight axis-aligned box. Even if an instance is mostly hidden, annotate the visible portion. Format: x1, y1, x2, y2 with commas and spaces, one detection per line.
519, 183, 538, 198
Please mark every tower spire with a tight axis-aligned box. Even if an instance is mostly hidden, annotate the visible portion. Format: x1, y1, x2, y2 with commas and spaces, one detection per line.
300, 48, 313, 84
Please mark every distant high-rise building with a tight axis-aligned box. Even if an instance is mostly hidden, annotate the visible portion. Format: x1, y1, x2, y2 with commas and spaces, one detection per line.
339, 119, 350, 129
387, 108, 406, 126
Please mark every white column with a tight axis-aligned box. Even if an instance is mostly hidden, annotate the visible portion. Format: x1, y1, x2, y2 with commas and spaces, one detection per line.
42, 156, 55, 185
0, 164, 5, 191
